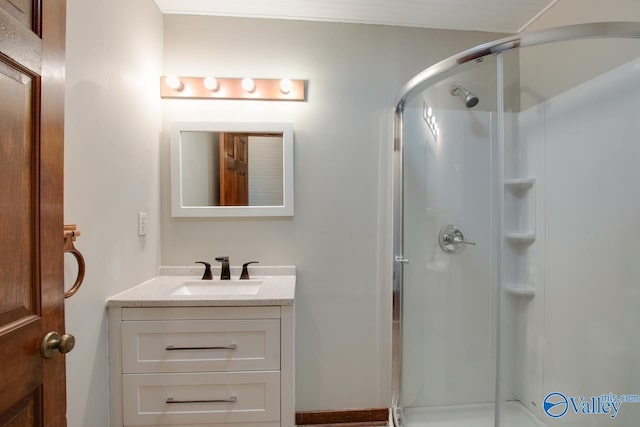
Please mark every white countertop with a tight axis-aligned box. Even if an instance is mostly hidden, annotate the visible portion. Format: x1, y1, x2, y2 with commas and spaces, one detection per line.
106, 265, 296, 307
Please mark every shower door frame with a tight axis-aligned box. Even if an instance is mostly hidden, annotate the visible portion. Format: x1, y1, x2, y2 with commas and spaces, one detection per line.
391, 21, 640, 427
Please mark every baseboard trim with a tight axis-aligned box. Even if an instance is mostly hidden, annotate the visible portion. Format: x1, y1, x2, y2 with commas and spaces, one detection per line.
296, 408, 389, 425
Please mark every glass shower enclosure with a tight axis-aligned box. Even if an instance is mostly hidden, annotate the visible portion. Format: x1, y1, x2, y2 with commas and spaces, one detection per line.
392, 22, 640, 427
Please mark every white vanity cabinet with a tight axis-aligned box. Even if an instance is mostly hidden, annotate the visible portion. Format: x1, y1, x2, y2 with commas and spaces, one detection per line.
108, 304, 294, 427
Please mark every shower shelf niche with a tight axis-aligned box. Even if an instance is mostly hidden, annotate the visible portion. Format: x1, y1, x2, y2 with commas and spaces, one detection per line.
504, 177, 536, 242
504, 177, 536, 299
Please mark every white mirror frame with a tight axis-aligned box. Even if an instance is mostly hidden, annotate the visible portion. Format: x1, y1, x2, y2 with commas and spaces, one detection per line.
170, 121, 294, 217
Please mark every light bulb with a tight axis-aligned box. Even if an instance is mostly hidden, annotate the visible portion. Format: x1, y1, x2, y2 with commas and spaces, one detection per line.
280, 78, 292, 94
203, 76, 219, 91
427, 106, 433, 117
241, 78, 255, 93
166, 75, 183, 90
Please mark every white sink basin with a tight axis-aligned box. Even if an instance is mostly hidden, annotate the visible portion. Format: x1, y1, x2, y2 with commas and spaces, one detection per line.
170, 280, 262, 296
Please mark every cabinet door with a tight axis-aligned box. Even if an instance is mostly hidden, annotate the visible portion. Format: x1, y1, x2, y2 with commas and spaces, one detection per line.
122, 371, 280, 425
122, 319, 280, 373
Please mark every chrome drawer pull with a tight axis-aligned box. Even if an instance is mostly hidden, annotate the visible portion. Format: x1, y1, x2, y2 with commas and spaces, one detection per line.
166, 396, 237, 404
165, 344, 237, 351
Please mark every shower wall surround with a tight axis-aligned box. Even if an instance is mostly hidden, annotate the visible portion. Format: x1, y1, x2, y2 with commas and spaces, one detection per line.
508, 56, 640, 424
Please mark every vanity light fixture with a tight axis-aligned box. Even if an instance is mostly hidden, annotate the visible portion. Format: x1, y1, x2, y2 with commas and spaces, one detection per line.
166, 75, 183, 91
241, 78, 256, 93
280, 78, 292, 94
160, 76, 306, 101
203, 76, 219, 91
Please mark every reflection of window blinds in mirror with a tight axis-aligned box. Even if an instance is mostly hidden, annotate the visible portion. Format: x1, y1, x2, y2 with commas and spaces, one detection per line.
248, 136, 284, 206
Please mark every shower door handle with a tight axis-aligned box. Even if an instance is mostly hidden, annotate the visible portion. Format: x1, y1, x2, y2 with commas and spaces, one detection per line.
394, 256, 410, 264
439, 225, 475, 254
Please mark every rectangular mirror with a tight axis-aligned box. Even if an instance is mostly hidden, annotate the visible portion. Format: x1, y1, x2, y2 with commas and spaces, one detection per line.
171, 122, 294, 217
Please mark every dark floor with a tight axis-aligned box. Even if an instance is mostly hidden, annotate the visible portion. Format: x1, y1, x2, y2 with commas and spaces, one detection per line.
298, 422, 388, 427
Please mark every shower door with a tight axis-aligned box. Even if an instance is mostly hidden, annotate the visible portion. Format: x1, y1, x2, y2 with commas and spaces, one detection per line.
393, 23, 640, 427
395, 56, 502, 426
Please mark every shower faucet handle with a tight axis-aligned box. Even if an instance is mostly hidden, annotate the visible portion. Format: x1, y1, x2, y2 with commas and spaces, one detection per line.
439, 225, 475, 254
444, 234, 476, 246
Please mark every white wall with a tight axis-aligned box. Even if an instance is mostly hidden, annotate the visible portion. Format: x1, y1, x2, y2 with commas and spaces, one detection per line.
181, 131, 217, 206
519, 0, 640, 110
524, 0, 640, 31
160, 15, 508, 411
63, 0, 163, 426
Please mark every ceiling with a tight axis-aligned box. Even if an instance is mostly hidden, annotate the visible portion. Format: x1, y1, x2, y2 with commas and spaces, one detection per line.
153, 0, 558, 34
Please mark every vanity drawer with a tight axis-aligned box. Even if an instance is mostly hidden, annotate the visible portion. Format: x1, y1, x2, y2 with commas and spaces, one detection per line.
122, 319, 280, 373
122, 371, 280, 425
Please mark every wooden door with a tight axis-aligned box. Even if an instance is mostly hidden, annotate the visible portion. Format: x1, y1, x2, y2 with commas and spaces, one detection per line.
219, 133, 249, 206
0, 1, 67, 426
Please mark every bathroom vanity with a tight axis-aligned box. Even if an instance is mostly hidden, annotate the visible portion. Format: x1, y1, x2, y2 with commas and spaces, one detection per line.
106, 266, 295, 427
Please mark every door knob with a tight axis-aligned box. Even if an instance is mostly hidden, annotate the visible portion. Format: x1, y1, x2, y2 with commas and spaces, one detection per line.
41, 331, 76, 358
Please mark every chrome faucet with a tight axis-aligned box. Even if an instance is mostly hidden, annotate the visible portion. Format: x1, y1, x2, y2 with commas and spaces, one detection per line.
215, 256, 231, 280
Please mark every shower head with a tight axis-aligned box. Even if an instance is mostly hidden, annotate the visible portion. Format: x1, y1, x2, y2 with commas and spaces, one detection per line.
450, 85, 479, 108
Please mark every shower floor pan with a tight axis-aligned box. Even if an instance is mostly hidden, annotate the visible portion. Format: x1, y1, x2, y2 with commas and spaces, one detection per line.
404, 401, 546, 427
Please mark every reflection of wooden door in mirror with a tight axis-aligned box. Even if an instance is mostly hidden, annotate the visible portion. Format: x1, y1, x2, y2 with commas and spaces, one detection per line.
219, 133, 249, 206
0, 1, 67, 426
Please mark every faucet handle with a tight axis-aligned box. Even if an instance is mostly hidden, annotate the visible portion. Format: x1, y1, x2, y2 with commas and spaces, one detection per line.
240, 261, 259, 280
195, 261, 213, 280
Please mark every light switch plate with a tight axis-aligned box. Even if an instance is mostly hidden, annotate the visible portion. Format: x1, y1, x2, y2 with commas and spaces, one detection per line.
138, 212, 147, 236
